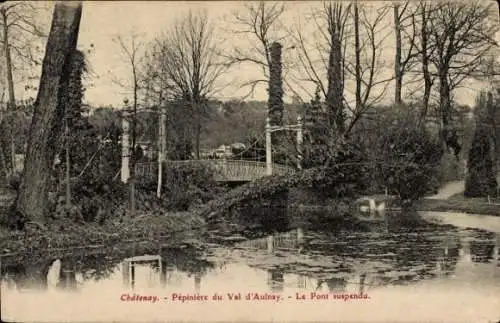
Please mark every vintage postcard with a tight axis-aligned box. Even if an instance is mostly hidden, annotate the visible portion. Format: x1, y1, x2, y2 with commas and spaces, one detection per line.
0, 0, 499, 322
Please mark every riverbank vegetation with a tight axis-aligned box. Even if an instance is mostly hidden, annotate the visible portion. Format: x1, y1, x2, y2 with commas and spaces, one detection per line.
1, 1, 499, 253
417, 198, 500, 217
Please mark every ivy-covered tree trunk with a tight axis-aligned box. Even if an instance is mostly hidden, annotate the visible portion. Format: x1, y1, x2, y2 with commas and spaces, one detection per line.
59, 50, 98, 177
464, 127, 498, 197
268, 42, 284, 127
267, 42, 286, 164
325, 8, 345, 134
12, 2, 83, 226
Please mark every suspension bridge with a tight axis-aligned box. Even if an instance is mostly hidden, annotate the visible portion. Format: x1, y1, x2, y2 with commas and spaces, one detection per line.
135, 160, 296, 182
120, 111, 305, 183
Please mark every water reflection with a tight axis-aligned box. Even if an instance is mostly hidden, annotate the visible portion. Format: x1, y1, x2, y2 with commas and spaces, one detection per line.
55, 260, 79, 291
235, 228, 304, 253
322, 277, 347, 293
2, 228, 499, 294
436, 236, 461, 276
1, 214, 500, 322
2, 260, 53, 291
122, 255, 163, 290
470, 239, 495, 263
456, 231, 500, 265
267, 269, 284, 292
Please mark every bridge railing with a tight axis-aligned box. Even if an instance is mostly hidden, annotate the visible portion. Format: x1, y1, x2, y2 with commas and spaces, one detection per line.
134, 159, 296, 181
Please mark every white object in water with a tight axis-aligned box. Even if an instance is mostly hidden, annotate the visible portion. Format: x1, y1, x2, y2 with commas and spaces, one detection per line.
358, 198, 386, 213
359, 205, 370, 212
46, 259, 61, 289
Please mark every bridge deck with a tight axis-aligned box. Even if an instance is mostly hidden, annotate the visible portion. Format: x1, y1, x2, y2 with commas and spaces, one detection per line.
135, 160, 296, 182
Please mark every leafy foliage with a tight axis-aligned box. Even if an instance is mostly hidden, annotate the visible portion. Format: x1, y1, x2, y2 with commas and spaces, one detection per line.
136, 163, 224, 212
57, 50, 100, 180
198, 138, 369, 220
374, 109, 443, 202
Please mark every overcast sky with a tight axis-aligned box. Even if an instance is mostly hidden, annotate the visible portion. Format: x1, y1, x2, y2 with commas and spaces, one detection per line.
77, 1, 312, 107
11, 1, 500, 108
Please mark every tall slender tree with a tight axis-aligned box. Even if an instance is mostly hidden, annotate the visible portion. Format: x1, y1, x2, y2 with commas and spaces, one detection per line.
0, 2, 47, 177
325, 2, 347, 133
393, 2, 418, 107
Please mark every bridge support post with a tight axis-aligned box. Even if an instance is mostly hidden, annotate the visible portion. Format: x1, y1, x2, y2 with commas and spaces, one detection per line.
121, 110, 130, 183
296, 116, 303, 170
266, 117, 272, 176
157, 105, 167, 198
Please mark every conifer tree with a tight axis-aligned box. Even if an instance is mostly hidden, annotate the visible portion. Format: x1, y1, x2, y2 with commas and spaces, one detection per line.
303, 86, 328, 168
465, 126, 498, 197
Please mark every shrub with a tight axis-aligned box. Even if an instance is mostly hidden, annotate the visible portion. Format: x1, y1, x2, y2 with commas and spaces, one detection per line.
374, 108, 443, 203
300, 138, 370, 199
136, 162, 223, 211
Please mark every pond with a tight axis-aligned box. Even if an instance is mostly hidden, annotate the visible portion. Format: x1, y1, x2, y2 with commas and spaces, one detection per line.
1, 209, 499, 322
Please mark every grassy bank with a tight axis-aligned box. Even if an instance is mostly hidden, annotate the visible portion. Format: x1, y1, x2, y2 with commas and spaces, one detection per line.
0, 163, 226, 256
0, 211, 206, 258
416, 198, 500, 216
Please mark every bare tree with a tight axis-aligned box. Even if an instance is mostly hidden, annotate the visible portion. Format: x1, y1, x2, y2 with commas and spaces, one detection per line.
12, 1, 82, 227
0, 2, 47, 175
292, 2, 391, 137
112, 33, 144, 159
226, 1, 288, 98
150, 10, 228, 159
417, 1, 434, 119
111, 32, 144, 217
0, 2, 46, 107
345, 3, 392, 134
427, 1, 498, 154
291, 2, 351, 134
393, 2, 419, 107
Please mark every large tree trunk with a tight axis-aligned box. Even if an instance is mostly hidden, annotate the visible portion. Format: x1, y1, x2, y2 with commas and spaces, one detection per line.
439, 69, 451, 134
354, 4, 362, 111
393, 4, 402, 107
267, 42, 285, 162
268, 42, 284, 127
438, 67, 461, 158
420, 3, 432, 121
13, 2, 83, 226
325, 4, 345, 134
195, 108, 201, 159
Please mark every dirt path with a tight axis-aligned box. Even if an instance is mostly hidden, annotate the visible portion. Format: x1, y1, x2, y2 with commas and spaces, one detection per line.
426, 174, 500, 200
425, 180, 465, 200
